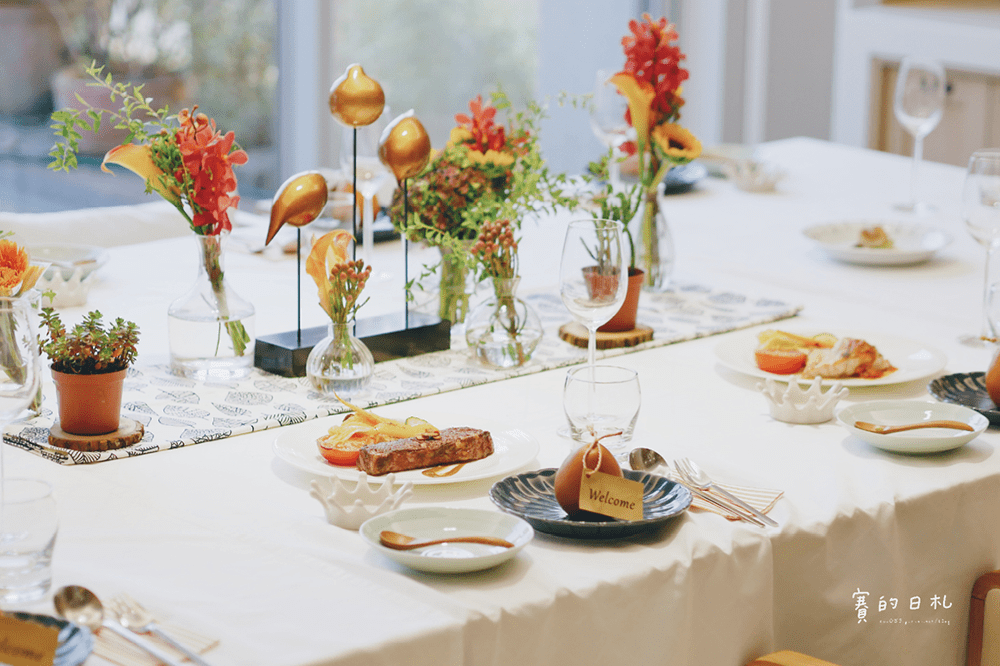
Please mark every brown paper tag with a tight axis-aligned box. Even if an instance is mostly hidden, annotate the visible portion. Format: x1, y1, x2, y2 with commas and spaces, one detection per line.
579, 470, 644, 521
0, 614, 60, 666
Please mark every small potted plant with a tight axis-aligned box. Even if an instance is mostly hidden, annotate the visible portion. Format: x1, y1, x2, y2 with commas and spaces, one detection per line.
39, 307, 139, 435
592, 177, 644, 332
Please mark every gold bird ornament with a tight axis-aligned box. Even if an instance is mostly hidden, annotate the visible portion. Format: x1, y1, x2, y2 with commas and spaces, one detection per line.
266, 171, 329, 245
378, 110, 431, 183
329, 64, 385, 128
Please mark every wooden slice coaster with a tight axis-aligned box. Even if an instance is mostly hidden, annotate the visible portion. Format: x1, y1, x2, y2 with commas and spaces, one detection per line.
48, 417, 145, 452
558, 322, 654, 350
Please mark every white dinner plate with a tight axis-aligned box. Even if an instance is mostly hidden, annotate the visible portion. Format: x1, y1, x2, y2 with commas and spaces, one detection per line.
360, 507, 533, 573
272, 408, 540, 485
836, 400, 988, 453
28, 244, 109, 280
714, 328, 948, 387
803, 220, 951, 266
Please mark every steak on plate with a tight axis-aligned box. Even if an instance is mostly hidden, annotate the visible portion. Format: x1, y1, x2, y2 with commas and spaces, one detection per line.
356, 427, 493, 475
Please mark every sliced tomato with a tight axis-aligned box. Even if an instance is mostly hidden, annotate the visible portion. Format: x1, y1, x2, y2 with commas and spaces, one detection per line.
755, 348, 807, 375
318, 441, 362, 466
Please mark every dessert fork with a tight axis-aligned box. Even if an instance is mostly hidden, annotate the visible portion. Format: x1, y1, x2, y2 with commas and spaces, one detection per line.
675, 458, 779, 528
108, 594, 213, 666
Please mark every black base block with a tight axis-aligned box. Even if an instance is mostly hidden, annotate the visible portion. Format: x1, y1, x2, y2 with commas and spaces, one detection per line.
254, 311, 451, 377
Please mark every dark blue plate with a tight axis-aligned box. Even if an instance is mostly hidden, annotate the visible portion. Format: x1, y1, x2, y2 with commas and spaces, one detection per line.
489, 468, 691, 539
927, 372, 1000, 425
8, 612, 93, 666
662, 162, 707, 195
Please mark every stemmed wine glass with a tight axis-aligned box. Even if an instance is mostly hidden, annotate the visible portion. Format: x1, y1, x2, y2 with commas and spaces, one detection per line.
341, 111, 393, 276
0, 297, 41, 479
893, 56, 946, 215
590, 69, 633, 189
962, 149, 1000, 344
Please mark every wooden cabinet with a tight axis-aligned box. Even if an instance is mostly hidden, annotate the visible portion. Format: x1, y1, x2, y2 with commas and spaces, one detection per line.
871, 61, 1000, 167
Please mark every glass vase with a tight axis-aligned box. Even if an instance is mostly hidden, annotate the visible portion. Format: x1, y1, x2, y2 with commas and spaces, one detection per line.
465, 277, 543, 368
168, 232, 256, 381
306, 322, 375, 397
636, 188, 675, 292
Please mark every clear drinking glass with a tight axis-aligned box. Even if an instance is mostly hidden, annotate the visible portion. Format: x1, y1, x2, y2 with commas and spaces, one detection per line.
963, 149, 1000, 343
590, 68, 633, 189
563, 365, 640, 458
893, 56, 945, 215
341, 111, 393, 276
0, 479, 57, 605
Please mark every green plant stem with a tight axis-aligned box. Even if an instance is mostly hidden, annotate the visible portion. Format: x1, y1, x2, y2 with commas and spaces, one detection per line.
200, 234, 249, 357
494, 278, 525, 365
439, 250, 471, 324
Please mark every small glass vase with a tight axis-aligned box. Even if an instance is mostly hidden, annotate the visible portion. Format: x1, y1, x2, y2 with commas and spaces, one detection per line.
636, 187, 675, 292
465, 277, 543, 368
438, 242, 476, 326
306, 322, 375, 397
168, 232, 256, 381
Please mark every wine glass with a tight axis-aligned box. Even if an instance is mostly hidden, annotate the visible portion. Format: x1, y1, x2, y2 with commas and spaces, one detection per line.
0, 297, 41, 478
590, 68, 633, 189
962, 149, 1000, 344
560, 219, 628, 369
341, 111, 393, 276
893, 56, 946, 215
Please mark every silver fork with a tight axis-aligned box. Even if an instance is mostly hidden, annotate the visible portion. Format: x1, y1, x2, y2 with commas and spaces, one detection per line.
671, 461, 766, 527
108, 594, 213, 666
676, 458, 778, 528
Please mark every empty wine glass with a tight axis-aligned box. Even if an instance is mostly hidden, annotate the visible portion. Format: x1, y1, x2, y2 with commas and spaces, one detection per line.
962, 149, 1000, 343
0, 297, 41, 478
559, 218, 628, 369
590, 68, 633, 189
341, 111, 393, 276
894, 56, 946, 215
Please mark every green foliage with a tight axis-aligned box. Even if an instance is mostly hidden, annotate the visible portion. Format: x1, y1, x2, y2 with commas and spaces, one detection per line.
588, 150, 641, 269
39, 308, 140, 375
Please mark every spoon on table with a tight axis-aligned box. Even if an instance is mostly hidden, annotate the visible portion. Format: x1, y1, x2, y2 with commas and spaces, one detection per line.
379, 530, 514, 551
627, 448, 766, 527
854, 420, 974, 435
53, 585, 185, 666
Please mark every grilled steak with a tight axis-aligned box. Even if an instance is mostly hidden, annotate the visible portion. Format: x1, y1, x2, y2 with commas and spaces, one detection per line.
357, 427, 493, 475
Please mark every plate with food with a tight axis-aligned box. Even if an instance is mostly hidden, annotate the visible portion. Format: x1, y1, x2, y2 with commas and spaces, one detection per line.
714, 328, 948, 387
803, 221, 951, 266
836, 400, 988, 453
272, 401, 540, 485
359, 507, 533, 573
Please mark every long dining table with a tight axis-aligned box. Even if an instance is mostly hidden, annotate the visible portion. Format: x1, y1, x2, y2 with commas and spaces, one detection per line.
5, 137, 1000, 666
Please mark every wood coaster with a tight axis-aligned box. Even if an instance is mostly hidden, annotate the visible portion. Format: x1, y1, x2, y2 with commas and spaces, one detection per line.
48, 417, 144, 452
558, 322, 654, 350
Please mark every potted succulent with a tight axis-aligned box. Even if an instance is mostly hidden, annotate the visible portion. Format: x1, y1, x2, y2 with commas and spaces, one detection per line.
39, 307, 139, 435
592, 178, 644, 332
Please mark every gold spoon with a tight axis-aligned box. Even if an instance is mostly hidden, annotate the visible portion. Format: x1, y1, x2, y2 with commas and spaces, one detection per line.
854, 420, 974, 435
379, 530, 514, 551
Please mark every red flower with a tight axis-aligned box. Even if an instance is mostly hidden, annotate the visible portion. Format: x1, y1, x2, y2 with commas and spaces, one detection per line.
455, 95, 507, 154
174, 108, 249, 235
621, 13, 689, 122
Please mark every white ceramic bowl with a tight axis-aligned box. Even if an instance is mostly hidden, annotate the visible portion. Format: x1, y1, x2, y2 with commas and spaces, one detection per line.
803, 221, 950, 266
360, 507, 533, 573
28, 244, 109, 281
836, 400, 988, 453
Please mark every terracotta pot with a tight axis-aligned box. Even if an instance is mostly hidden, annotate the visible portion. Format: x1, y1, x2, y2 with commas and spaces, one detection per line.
599, 268, 644, 333
51, 368, 126, 435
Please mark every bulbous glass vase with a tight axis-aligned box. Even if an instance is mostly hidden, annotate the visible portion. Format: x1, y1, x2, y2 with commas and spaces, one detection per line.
306, 323, 375, 397
465, 277, 542, 369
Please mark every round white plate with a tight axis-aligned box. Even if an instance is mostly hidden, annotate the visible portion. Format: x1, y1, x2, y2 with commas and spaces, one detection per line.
27, 244, 109, 280
360, 507, 533, 573
836, 400, 988, 453
803, 221, 951, 266
272, 409, 540, 485
713, 328, 948, 387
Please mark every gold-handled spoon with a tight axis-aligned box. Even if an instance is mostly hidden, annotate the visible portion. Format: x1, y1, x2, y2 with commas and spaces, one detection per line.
854, 420, 974, 435
379, 530, 514, 551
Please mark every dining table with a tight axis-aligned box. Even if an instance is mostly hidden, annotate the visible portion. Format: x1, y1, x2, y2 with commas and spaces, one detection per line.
3, 136, 999, 666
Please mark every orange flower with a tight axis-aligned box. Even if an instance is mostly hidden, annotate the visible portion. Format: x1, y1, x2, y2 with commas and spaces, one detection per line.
101, 144, 182, 205
610, 72, 656, 155
455, 95, 508, 155
0, 239, 43, 297
306, 230, 354, 320
651, 123, 702, 162
622, 13, 688, 121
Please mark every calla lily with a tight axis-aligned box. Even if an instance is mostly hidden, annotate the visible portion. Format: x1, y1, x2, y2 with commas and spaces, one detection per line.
609, 72, 655, 155
305, 229, 353, 319
102, 144, 182, 206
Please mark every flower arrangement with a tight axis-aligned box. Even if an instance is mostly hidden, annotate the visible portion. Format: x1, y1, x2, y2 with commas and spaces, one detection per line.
0, 232, 44, 299
48, 63, 252, 358
610, 14, 702, 289
39, 308, 139, 375
391, 89, 575, 323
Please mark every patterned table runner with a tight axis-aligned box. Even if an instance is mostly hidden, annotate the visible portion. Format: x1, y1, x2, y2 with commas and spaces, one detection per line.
5, 282, 800, 464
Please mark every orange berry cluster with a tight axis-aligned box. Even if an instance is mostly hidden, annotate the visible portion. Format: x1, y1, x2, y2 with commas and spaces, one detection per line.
472, 218, 518, 279
326, 258, 373, 324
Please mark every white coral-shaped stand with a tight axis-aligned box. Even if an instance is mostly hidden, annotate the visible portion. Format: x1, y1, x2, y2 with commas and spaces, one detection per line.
310, 473, 413, 530
758, 376, 848, 424
37, 267, 95, 307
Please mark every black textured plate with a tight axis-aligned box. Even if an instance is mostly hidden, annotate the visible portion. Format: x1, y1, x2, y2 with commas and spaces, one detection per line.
9, 612, 93, 666
662, 162, 707, 194
928, 372, 1000, 425
489, 468, 692, 539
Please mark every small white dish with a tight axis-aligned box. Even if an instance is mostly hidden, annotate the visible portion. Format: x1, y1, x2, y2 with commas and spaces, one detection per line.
803, 221, 951, 266
310, 473, 413, 531
836, 400, 988, 453
759, 376, 848, 424
28, 244, 109, 281
360, 507, 533, 574
722, 159, 785, 192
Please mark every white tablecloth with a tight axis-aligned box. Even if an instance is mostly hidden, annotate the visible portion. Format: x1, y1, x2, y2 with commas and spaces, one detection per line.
4, 138, 999, 666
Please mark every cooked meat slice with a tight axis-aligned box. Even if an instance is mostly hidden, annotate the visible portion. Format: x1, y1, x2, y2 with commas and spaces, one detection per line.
357, 427, 493, 475
801, 338, 896, 379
